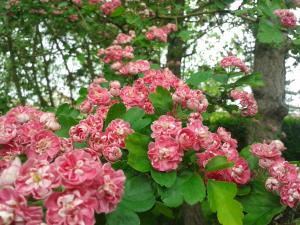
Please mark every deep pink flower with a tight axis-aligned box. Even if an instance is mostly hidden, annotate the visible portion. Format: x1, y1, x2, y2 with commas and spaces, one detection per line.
0, 187, 43, 225
268, 161, 299, 184
79, 100, 94, 114
274, 9, 297, 28
91, 163, 125, 213
148, 136, 183, 172
88, 84, 111, 106
0, 117, 17, 144
27, 130, 60, 161
0, 157, 21, 186
100, 0, 121, 15
279, 181, 300, 208
250, 142, 282, 158
151, 115, 182, 139
106, 119, 133, 148
103, 146, 122, 162
55, 150, 101, 188
231, 90, 258, 117
230, 157, 250, 184
220, 55, 250, 73
45, 189, 97, 225
175, 128, 197, 150
69, 122, 90, 143
15, 159, 60, 199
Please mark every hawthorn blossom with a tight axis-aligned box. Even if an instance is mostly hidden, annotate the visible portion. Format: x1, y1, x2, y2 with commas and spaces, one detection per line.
151, 115, 182, 139
103, 146, 122, 162
15, 159, 60, 199
100, 0, 122, 15
69, 122, 90, 143
45, 189, 97, 225
145, 23, 177, 42
88, 84, 111, 106
279, 181, 300, 208
79, 99, 94, 114
0, 157, 21, 186
274, 9, 297, 28
230, 89, 258, 117
0, 117, 17, 144
175, 128, 197, 150
148, 136, 183, 172
106, 119, 133, 148
220, 55, 250, 73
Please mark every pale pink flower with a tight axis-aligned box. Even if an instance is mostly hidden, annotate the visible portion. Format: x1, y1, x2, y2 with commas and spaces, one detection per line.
103, 146, 122, 162
40, 112, 60, 131
265, 177, 281, 191
45, 189, 97, 225
148, 136, 183, 172
88, 84, 111, 106
69, 122, 90, 143
106, 119, 133, 148
0, 157, 21, 186
79, 100, 94, 114
60, 138, 74, 153
220, 55, 250, 73
27, 130, 60, 161
91, 163, 125, 213
88, 132, 109, 154
100, 0, 121, 15
0, 117, 17, 144
151, 115, 182, 139
268, 161, 299, 184
113, 33, 133, 44
250, 142, 282, 158
55, 150, 101, 188
15, 159, 60, 199
231, 90, 258, 117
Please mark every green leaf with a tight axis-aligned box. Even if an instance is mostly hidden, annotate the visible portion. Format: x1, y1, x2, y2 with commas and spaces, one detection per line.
205, 156, 234, 172
104, 103, 127, 128
240, 146, 259, 170
151, 169, 177, 188
187, 71, 213, 87
152, 202, 174, 219
257, 19, 284, 45
122, 107, 151, 131
178, 30, 192, 41
181, 173, 206, 205
240, 180, 286, 225
106, 205, 140, 225
207, 180, 244, 225
233, 72, 264, 88
149, 86, 173, 114
110, 6, 125, 17
121, 176, 156, 212
160, 181, 184, 207
212, 74, 229, 84
125, 133, 151, 172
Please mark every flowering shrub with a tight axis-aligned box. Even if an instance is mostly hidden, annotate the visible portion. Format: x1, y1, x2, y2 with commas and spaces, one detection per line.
1, 1, 299, 225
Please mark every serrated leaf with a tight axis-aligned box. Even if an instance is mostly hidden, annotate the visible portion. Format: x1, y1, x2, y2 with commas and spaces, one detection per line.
257, 19, 284, 45
106, 205, 140, 225
121, 176, 156, 212
207, 180, 244, 225
149, 86, 173, 114
104, 103, 126, 128
151, 169, 177, 188
205, 156, 234, 172
240, 180, 286, 225
181, 174, 206, 205
187, 71, 212, 87
125, 133, 151, 172
122, 107, 151, 131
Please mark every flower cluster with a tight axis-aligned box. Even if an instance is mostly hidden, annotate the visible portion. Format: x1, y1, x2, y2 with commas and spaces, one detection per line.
274, 9, 297, 28
145, 23, 177, 42
230, 89, 258, 117
0, 105, 126, 224
220, 55, 250, 73
101, 0, 122, 15
250, 140, 300, 208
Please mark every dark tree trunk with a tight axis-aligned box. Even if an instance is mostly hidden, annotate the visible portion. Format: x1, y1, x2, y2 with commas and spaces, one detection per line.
247, 41, 289, 143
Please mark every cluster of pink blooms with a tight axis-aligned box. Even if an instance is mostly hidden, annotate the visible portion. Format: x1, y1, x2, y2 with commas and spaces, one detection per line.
230, 89, 258, 117
145, 23, 177, 42
274, 9, 297, 28
250, 140, 300, 208
0, 106, 126, 224
73, 0, 121, 15
220, 55, 250, 73
148, 113, 251, 185
98, 32, 151, 76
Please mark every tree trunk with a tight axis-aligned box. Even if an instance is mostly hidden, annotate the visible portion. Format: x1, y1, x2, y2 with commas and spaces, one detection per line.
247, 41, 289, 143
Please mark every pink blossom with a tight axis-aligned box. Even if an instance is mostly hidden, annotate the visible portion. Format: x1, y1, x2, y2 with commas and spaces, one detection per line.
60, 138, 74, 153
110, 80, 121, 89
100, 0, 122, 15
231, 89, 258, 117
88, 132, 109, 154
250, 142, 282, 158
79, 100, 94, 114
145, 23, 177, 42
119, 60, 151, 75
0, 117, 17, 144
175, 128, 197, 150
279, 181, 300, 208
69, 122, 90, 143
103, 146, 122, 162
113, 33, 133, 45
0, 157, 21, 186
55, 150, 101, 188
45, 189, 97, 225
148, 136, 183, 172
84, 114, 104, 135
220, 55, 250, 73
106, 119, 133, 148
91, 163, 125, 213
268, 160, 299, 184
230, 157, 250, 184
151, 115, 182, 139
27, 130, 60, 161
15, 159, 60, 199
40, 112, 60, 131
274, 9, 297, 28
0, 187, 43, 225
265, 177, 281, 191
88, 84, 111, 106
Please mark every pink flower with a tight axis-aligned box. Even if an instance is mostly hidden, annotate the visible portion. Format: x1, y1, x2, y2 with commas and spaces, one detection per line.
88, 84, 111, 106
60, 138, 74, 153
274, 9, 297, 28
40, 112, 60, 131
113, 33, 133, 44
148, 136, 183, 172
220, 55, 250, 73
103, 146, 122, 162
84, 114, 104, 135
265, 177, 281, 191
100, 0, 122, 15
175, 128, 197, 150
0, 187, 43, 225
27, 130, 60, 161
69, 122, 90, 143
55, 150, 101, 188
250, 142, 282, 158
279, 181, 300, 208
230, 157, 250, 184
0, 157, 21, 186
231, 90, 258, 117
69, 14, 78, 22
151, 115, 182, 139
88, 132, 109, 154
0, 117, 17, 144
268, 161, 299, 184
106, 119, 133, 148
15, 159, 60, 199
79, 100, 94, 114
45, 189, 97, 225
145, 24, 176, 42
91, 163, 125, 213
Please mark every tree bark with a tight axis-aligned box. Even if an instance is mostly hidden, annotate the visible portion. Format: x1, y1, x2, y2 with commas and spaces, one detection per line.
247, 41, 289, 143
